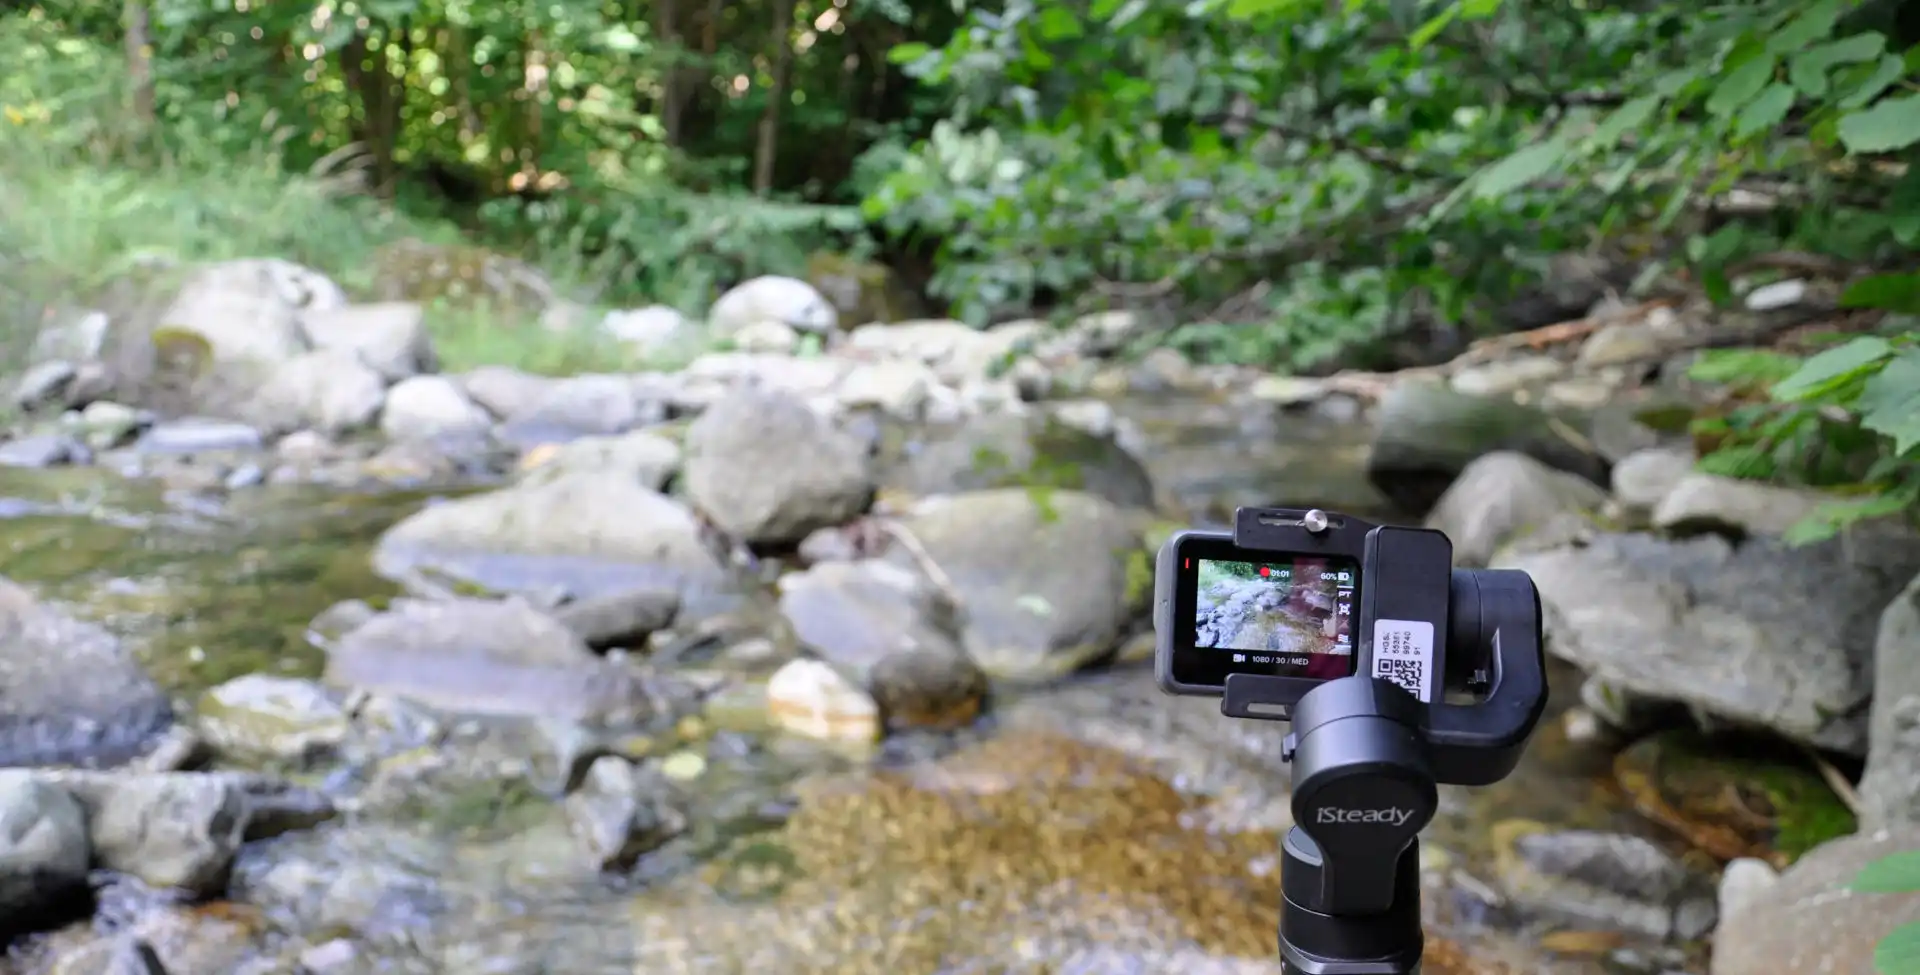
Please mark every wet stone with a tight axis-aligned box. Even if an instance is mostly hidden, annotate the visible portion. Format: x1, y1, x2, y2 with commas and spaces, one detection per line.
564, 756, 686, 871
195, 675, 350, 764
0, 577, 174, 768
133, 418, 263, 455
0, 435, 85, 468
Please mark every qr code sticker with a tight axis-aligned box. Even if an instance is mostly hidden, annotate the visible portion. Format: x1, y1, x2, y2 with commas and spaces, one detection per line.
1375, 656, 1426, 698
1371, 618, 1435, 702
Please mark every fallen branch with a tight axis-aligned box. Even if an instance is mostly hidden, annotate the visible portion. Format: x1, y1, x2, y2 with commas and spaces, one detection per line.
1454, 297, 1684, 364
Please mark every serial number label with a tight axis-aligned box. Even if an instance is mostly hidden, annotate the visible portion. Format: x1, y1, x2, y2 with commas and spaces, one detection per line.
1371, 619, 1435, 703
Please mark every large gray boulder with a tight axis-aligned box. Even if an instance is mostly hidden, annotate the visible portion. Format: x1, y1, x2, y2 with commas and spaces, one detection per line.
1860, 570, 1920, 829
777, 559, 987, 729
1424, 452, 1606, 567
371, 474, 735, 612
325, 598, 693, 727
681, 387, 875, 545
1497, 529, 1920, 754
1712, 828, 1920, 975
1366, 379, 1610, 515
0, 577, 173, 767
882, 488, 1148, 682
876, 410, 1157, 511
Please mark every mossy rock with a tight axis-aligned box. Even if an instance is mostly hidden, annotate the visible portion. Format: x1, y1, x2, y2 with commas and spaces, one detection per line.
874, 411, 1157, 512
1612, 729, 1855, 867
367, 238, 555, 313
148, 324, 214, 374
805, 252, 923, 327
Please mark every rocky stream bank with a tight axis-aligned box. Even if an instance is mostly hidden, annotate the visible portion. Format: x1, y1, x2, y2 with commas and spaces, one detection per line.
0, 259, 1915, 974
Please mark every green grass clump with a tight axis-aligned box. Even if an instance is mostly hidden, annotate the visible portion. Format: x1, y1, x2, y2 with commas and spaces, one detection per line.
0, 23, 701, 380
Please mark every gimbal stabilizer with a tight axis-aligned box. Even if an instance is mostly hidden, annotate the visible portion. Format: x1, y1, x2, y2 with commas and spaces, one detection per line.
1219, 513, 1550, 975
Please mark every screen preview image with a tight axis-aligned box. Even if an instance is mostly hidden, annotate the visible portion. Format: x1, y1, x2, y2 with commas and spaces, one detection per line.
1193, 557, 1355, 671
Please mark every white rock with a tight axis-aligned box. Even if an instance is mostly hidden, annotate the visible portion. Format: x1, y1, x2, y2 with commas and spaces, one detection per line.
836, 360, 937, 418
157, 258, 344, 366
301, 302, 435, 381
1744, 279, 1807, 311
602, 305, 693, 351
764, 659, 879, 744
708, 276, 837, 338
379, 375, 492, 442
733, 320, 800, 355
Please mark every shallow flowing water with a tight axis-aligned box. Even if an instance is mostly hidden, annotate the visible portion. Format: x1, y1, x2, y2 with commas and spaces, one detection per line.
0, 397, 1701, 974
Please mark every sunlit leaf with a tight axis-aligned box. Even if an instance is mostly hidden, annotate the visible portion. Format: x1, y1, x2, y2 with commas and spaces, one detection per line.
887, 42, 934, 64
1838, 55, 1907, 110
1857, 851, 1920, 893
1766, 0, 1842, 55
1770, 336, 1893, 402
1838, 94, 1920, 154
1789, 32, 1887, 97
1472, 142, 1565, 200
1734, 83, 1796, 138
1586, 95, 1662, 152
1857, 350, 1920, 455
1875, 921, 1920, 975
1707, 55, 1778, 118
1410, 3, 1460, 48
1842, 273, 1920, 313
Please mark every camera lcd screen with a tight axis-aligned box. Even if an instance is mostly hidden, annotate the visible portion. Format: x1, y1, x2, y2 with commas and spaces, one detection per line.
1167, 536, 1361, 688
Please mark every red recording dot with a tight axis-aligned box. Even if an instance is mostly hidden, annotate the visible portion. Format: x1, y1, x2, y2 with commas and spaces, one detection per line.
1258, 566, 1270, 577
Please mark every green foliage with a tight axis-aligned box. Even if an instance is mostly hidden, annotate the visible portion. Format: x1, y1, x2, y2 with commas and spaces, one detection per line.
0, 0, 888, 336
1854, 851, 1920, 974
1687, 319, 1920, 544
862, 0, 1920, 373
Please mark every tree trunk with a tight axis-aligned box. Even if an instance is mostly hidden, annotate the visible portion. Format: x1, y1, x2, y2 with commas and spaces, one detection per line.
338, 33, 398, 195
121, 0, 154, 149
753, 0, 797, 196
658, 0, 684, 147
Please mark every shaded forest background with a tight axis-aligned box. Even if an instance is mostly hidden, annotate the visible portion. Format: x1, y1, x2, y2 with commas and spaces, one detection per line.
1, 0, 1919, 526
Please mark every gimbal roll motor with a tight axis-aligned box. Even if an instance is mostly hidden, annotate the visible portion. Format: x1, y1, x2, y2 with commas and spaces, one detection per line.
1152, 507, 1550, 975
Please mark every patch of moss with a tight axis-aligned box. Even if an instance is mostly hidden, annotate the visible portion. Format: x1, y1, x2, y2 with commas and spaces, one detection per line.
418, 775, 554, 838
148, 324, 213, 377
1025, 483, 1062, 524
1614, 731, 1856, 865
1121, 546, 1153, 607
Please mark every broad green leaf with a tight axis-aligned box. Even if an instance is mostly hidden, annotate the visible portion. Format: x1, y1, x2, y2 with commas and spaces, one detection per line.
1857, 350, 1920, 455
1708, 55, 1778, 118
887, 42, 933, 64
1858, 851, 1920, 893
1461, 0, 1502, 16
1697, 444, 1776, 479
1587, 95, 1662, 152
1472, 142, 1565, 200
1035, 6, 1083, 40
1654, 66, 1705, 98
1840, 55, 1907, 110
1689, 347, 1797, 390
1842, 273, 1920, 313
1789, 32, 1888, 97
1839, 94, 1920, 154
1766, 0, 1843, 55
1410, 4, 1461, 49
1771, 335, 1894, 402
1895, 211, 1920, 247
1782, 492, 1914, 546
1875, 921, 1920, 975
1225, 0, 1298, 18
1735, 83, 1798, 138
1110, 0, 1152, 28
